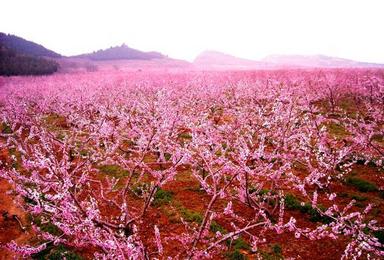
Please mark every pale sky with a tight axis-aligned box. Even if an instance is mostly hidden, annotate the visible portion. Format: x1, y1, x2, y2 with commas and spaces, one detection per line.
1, 0, 383, 62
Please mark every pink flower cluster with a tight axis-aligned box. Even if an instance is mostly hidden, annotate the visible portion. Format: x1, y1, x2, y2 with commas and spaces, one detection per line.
0, 69, 383, 259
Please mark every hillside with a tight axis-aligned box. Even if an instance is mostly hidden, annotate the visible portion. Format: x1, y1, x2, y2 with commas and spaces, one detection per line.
74, 44, 165, 61
0, 33, 60, 76
262, 54, 384, 68
194, 51, 384, 69
194, 50, 271, 70
0, 47, 59, 76
0, 33, 61, 58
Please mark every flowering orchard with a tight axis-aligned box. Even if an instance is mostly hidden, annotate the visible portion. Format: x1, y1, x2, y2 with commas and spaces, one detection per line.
0, 69, 383, 259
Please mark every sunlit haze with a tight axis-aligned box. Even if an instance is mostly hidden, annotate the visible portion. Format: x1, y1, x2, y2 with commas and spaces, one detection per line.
1, 0, 384, 62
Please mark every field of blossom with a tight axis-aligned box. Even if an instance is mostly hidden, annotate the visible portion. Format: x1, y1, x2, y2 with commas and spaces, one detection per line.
0, 69, 383, 259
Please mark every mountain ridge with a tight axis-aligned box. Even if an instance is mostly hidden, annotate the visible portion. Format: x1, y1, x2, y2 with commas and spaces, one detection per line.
0, 33, 59, 76
193, 50, 384, 69
0, 33, 61, 58
1, 32, 384, 73
73, 44, 166, 61
262, 54, 383, 68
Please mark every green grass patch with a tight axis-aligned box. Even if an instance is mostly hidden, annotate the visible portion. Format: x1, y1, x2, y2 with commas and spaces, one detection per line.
32, 216, 62, 236
178, 132, 192, 140
164, 152, 172, 161
260, 251, 283, 260
338, 97, 360, 118
285, 194, 332, 224
292, 161, 308, 172
43, 113, 68, 130
248, 187, 271, 195
285, 194, 302, 210
161, 206, 180, 223
178, 132, 193, 145
32, 244, 82, 260
179, 207, 203, 223
351, 194, 368, 201
225, 238, 251, 260
152, 188, 173, 207
346, 177, 378, 192
371, 134, 384, 145
185, 185, 205, 193
373, 230, 384, 244
177, 204, 226, 232
8, 147, 22, 170
1, 122, 12, 134
232, 238, 251, 251
338, 192, 349, 198
354, 158, 380, 168
210, 221, 227, 234
338, 97, 355, 110
175, 205, 227, 233
258, 243, 284, 260
131, 182, 150, 196
56, 132, 66, 141
98, 164, 129, 178
326, 122, 349, 138
75, 149, 89, 157
271, 244, 282, 255
299, 203, 332, 224
226, 250, 248, 260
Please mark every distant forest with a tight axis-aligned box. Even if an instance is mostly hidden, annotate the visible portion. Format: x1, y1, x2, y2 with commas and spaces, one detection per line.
0, 33, 60, 76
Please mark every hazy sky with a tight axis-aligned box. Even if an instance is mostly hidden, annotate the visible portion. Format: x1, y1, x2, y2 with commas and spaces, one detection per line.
1, 0, 383, 62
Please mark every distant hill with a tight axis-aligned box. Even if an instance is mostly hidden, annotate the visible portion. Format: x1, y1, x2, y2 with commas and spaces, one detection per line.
194, 51, 271, 69
262, 54, 384, 68
194, 51, 384, 69
0, 33, 60, 76
74, 44, 165, 61
0, 33, 61, 58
